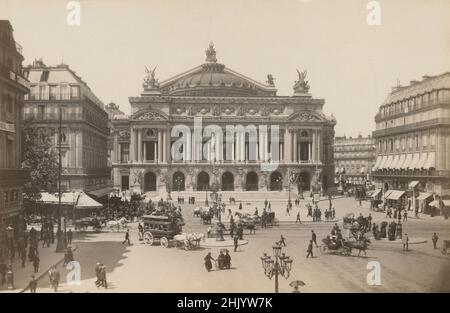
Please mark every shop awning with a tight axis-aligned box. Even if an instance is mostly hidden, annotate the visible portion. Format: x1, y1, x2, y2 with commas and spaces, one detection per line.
395, 154, 406, 170
403, 154, 413, 169
384, 190, 395, 198
75, 192, 103, 209
372, 156, 382, 171
87, 187, 114, 198
423, 151, 436, 169
417, 192, 433, 201
409, 153, 421, 169
370, 189, 382, 198
378, 155, 387, 170
417, 153, 428, 169
389, 155, 399, 169
409, 180, 419, 188
386, 190, 406, 200
384, 155, 394, 169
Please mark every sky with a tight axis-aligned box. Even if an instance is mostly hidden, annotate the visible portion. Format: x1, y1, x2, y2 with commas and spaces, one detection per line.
1, 0, 449, 137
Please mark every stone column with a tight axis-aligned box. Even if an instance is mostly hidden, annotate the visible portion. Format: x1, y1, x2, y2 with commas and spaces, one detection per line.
137, 129, 142, 162
293, 131, 298, 162
312, 130, 316, 163
317, 130, 321, 163
130, 128, 136, 162
112, 133, 118, 163
231, 136, 235, 162
284, 130, 290, 163
143, 142, 147, 161
308, 142, 312, 161
186, 129, 192, 162
236, 131, 241, 162
76, 131, 83, 167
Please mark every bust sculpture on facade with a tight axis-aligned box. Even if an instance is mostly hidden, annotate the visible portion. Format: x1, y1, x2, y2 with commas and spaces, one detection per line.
293, 69, 310, 93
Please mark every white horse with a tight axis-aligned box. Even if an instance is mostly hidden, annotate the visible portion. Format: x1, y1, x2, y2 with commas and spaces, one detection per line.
106, 217, 128, 232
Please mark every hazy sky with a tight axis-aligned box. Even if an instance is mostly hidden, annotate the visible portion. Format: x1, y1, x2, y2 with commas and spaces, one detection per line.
1, 0, 449, 136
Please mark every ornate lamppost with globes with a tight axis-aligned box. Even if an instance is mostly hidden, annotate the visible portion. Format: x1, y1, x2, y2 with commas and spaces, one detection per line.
260, 243, 293, 293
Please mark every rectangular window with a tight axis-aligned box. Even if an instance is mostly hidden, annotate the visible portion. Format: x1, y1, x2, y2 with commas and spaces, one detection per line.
120, 143, 130, 162
121, 176, 129, 191
61, 85, 69, 100
6, 139, 14, 167
6, 94, 13, 113
38, 105, 45, 120
49, 85, 58, 100
71, 85, 80, 99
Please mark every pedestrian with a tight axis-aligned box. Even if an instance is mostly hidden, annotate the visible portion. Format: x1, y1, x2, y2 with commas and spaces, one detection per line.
138, 223, 143, 241
311, 230, 318, 248
233, 235, 239, 252
122, 229, 131, 245
48, 266, 60, 292
204, 252, 215, 272
306, 240, 314, 258
264, 199, 268, 209
285, 205, 290, 216
29, 275, 37, 293
403, 211, 408, 222
268, 202, 271, 211
367, 213, 372, 231
67, 229, 73, 244
402, 233, 409, 251
279, 234, 286, 247
432, 232, 439, 249
207, 226, 212, 238
95, 262, 102, 287
99, 264, 107, 289
33, 255, 40, 273
295, 212, 301, 224
238, 202, 242, 210
63, 247, 74, 266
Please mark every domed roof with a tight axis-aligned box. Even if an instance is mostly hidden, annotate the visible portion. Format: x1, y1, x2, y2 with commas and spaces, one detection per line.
158, 43, 277, 97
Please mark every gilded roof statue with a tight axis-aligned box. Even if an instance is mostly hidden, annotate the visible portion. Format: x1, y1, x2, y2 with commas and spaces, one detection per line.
293, 69, 310, 93
205, 42, 217, 63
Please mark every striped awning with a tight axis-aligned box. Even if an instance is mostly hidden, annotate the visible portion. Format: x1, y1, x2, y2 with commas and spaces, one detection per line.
386, 190, 406, 200
417, 153, 428, 169
370, 189, 382, 198
423, 151, 436, 169
409, 153, 421, 169
389, 155, 399, 170
417, 192, 433, 201
395, 154, 406, 169
384, 155, 394, 169
373, 156, 382, 171
378, 155, 387, 170
403, 154, 413, 169
409, 180, 420, 188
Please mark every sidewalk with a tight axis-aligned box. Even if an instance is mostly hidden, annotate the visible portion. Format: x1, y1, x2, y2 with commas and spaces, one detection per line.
0, 241, 76, 293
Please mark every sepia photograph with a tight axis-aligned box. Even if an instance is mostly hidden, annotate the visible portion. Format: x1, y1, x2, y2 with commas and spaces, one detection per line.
0, 0, 449, 299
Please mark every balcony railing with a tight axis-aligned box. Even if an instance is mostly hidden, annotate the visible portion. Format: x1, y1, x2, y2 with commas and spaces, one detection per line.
0, 64, 29, 89
28, 94, 82, 101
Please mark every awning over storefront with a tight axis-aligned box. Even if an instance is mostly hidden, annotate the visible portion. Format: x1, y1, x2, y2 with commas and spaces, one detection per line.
395, 154, 406, 170
384, 155, 394, 169
372, 156, 382, 171
409, 153, 421, 169
403, 154, 413, 169
416, 192, 433, 201
384, 190, 394, 198
423, 151, 436, 169
87, 187, 114, 198
389, 155, 399, 169
386, 190, 406, 200
39, 192, 102, 209
378, 155, 387, 170
417, 153, 428, 169
370, 189, 382, 198
408, 181, 419, 188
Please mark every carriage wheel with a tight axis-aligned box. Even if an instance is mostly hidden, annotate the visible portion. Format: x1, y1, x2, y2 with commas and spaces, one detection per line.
160, 237, 169, 248
143, 232, 154, 245
319, 245, 328, 254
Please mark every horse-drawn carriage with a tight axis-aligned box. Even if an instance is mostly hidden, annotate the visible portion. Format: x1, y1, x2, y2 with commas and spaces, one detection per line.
320, 236, 352, 256
73, 217, 103, 232
343, 213, 370, 239
142, 214, 184, 248
173, 233, 204, 250
200, 210, 214, 224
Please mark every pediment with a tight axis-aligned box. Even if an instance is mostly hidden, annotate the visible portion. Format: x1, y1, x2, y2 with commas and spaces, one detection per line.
132, 109, 168, 121
288, 111, 323, 122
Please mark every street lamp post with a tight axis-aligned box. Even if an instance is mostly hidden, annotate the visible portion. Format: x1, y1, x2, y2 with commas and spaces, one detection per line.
260, 243, 293, 293
55, 106, 66, 253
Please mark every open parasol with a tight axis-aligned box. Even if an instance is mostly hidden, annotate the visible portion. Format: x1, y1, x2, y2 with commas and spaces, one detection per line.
289, 280, 306, 287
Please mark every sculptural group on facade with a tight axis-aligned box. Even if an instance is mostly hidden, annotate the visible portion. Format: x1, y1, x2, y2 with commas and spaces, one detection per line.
143, 66, 159, 89
293, 69, 310, 93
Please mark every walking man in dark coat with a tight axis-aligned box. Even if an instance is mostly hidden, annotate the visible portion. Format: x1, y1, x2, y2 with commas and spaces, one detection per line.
67, 229, 73, 244
311, 230, 318, 248
432, 232, 439, 249
33, 255, 40, 273
295, 212, 301, 224
29, 275, 37, 293
306, 240, 314, 258
122, 229, 131, 245
233, 235, 239, 252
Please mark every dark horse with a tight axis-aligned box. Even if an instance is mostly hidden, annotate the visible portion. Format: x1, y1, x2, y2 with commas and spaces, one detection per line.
346, 238, 371, 256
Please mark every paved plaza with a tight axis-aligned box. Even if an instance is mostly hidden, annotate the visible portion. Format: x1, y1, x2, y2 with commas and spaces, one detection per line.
13, 195, 450, 293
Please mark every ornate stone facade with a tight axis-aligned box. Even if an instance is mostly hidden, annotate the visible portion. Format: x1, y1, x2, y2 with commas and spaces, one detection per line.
111, 44, 336, 195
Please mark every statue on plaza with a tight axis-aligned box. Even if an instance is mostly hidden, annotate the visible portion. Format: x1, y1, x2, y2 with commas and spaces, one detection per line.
143, 66, 159, 89
266, 74, 275, 86
205, 42, 217, 63
293, 69, 310, 93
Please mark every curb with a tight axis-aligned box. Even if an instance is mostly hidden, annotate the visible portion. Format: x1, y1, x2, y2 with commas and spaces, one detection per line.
19, 244, 78, 293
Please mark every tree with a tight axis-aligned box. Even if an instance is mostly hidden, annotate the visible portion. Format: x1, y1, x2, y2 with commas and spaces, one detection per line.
22, 118, 59, 203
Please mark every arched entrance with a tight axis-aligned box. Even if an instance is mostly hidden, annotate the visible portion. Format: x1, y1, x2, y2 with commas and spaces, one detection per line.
298, 171, 311, 192
197, 171, 210, 191
172, 171, 185, 191
144, 171, 157, 192
221, 172, 234, 191
270, 171, 283, 191
246, 172, 258, 191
